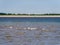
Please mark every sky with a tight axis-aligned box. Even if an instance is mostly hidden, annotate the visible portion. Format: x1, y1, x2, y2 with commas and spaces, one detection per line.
0, 0, 60, 14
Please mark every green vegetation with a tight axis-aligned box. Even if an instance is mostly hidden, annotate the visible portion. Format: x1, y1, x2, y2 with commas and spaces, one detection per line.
0, 13, 7, 15
0, 13, 60, 16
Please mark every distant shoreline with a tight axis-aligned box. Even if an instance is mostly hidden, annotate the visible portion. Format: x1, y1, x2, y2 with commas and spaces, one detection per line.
0, 15, 60, 17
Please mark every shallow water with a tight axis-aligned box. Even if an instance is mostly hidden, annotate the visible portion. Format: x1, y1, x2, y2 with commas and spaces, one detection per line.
0, 17, 60, 45
0, 22, 60, 45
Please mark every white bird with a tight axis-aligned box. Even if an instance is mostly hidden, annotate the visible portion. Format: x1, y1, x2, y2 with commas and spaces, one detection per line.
9, 26, 13, 29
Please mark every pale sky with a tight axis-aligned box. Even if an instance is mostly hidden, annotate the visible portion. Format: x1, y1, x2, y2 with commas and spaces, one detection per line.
0, 0, 60, 14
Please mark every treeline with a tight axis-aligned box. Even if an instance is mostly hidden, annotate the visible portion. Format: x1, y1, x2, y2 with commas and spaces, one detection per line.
0, 13, 7, 15
44, 13, 60, 15
0, 13, 60, 15
0, 13, 29, 15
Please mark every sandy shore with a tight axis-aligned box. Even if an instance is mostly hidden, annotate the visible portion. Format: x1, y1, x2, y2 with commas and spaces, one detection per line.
0, 15, 60, 17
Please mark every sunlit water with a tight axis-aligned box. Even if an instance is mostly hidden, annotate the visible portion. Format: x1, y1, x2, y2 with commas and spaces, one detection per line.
0, 17, 60, 45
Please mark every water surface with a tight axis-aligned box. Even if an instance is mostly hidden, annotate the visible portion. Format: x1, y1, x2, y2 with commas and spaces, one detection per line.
0, 17, 60, 45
